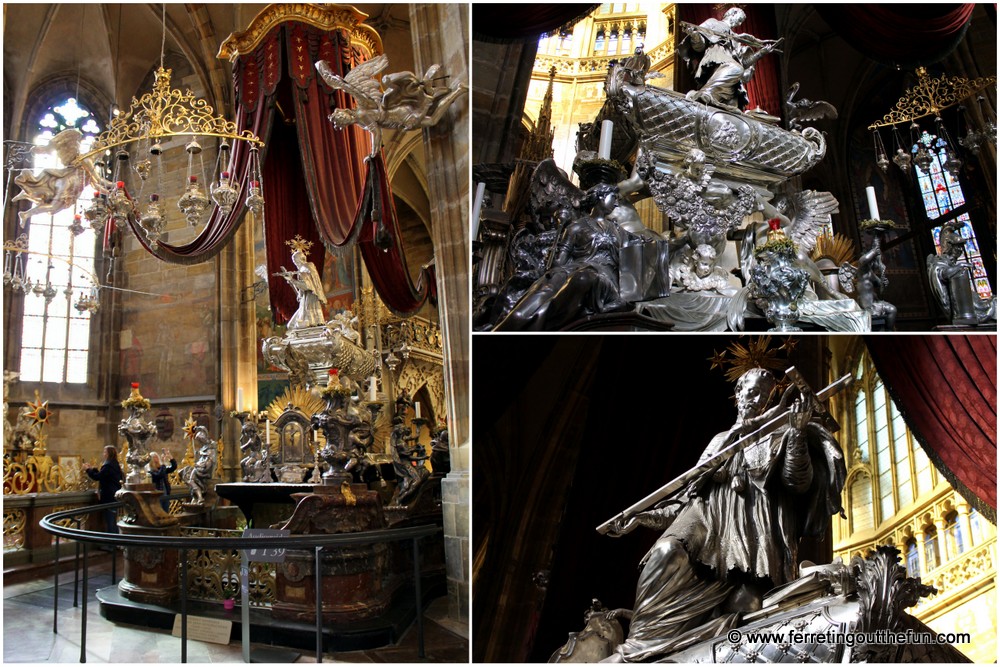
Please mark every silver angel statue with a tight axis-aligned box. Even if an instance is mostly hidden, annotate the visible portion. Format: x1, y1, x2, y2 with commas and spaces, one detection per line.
316, 54, 468, 156
12, 129, 113, 226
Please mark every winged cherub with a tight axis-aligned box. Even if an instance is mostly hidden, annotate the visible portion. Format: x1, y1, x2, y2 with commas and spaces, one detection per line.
12, 129, 114, 225
316, 54, 468, 157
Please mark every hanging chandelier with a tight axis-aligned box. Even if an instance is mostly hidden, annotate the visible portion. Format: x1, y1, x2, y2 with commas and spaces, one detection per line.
869, 67, 996, 178
78, 65, 265, 244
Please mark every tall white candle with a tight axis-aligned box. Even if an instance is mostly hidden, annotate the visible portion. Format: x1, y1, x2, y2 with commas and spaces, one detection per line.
236, 387, 243, 412
470, 182, 486, 242
265, 419, 271, 445
865, 186, 880, 221
369, 376, 377, 402
598, 119, 614, 160
414, 401, 421, 419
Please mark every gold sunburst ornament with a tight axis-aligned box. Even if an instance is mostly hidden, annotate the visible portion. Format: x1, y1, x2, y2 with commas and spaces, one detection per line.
24, 390, 51, 426
286, 235, 314, 256
182, 413, 199, 440
709, 335, 798, 383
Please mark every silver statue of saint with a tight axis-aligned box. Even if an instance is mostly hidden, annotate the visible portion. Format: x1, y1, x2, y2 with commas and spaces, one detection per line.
602, 368, 846, 662
277, 248, 327, 330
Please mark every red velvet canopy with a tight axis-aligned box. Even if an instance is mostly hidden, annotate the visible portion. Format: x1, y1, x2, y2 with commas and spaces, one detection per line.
234, 22, 434, 320
865, 335, 997, 522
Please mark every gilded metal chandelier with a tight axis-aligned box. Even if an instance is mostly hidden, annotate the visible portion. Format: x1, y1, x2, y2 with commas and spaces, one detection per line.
79, 65, 265, 243
869, 67, 996, 179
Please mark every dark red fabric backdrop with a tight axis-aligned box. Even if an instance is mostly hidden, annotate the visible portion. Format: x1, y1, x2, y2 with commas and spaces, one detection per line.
865, 335, 997, 521
816, 4, 975, 66
472, 4, 600, 42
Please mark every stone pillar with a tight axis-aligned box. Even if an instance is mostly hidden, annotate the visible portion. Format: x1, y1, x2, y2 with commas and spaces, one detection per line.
956, 502, 974, 550
409, 3, 469, 623
217, 213, 259, 480
934, 518, 949, 564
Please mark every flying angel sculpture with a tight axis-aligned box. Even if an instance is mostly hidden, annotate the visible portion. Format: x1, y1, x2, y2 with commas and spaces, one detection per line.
316, 54, 468, 157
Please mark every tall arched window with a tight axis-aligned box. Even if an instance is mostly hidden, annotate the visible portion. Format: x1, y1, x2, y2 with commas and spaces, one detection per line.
945, 510, 965, 557
913, 130, 992, 300
924, 525, 940, 570
850, 473, 874, 533
17, 96, 102, 383
848, 349, 937, 527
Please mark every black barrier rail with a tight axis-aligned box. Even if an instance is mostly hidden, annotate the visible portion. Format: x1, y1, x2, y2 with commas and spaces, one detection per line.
40, 501, 440, 664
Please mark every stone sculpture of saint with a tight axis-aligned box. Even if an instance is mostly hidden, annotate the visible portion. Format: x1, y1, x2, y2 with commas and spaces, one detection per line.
282, 248, 328, 330
603, 368, 846, 662
182, 426, 217, 505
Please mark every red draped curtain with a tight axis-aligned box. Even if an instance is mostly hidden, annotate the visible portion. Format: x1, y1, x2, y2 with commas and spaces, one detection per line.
865, 335, 997, 521
228, 22, 433, 320
816, 4, 975, 66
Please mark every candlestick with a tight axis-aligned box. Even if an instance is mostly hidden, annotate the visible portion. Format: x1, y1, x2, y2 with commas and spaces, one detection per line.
471, 182, 486, 242
236, 387, 243, 412
598, 120, 613, 160
414, 401, 421, 419
266, 419, 271, 445
865, 186, 880, 221
369, 376, 377, 402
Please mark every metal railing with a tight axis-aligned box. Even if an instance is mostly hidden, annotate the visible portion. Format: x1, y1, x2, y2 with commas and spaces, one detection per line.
40, 500, 440, 663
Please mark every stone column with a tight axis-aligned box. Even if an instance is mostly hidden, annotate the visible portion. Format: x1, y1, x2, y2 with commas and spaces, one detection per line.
934, 518, 949, 564
956, 502, 974, 550
913, 531, 926, 578
217, 214, 259, 480
409, 3, 470, 623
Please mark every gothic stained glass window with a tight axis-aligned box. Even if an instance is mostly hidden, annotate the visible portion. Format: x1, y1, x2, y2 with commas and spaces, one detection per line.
913, 131, 992, 299
18, 97, 102, 383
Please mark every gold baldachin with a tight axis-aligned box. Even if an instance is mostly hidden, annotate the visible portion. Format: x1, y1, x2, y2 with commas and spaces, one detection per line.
217, 3, 383, 62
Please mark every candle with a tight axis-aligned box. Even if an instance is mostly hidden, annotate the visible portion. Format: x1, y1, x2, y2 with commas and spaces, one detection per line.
865, 186, 880, 221
470, 182, 486, 242
415, 401, 421, 419
236, 388, 243, 412
369, 376, 377, 402
598, 119, 614, 160
265, 419, 270, 445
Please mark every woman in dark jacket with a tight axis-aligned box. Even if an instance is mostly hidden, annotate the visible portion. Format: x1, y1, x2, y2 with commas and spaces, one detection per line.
84, 445, 124, 533
149, 449, 177, 511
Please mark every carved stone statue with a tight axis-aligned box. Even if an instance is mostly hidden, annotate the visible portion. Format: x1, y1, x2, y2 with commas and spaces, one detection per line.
602, 368, 846, 662
180, 426, 217, 506
679, 8, 782, 112
278, 247, 327, 330
316, 54, 468, 156
12, 128, 114, 225
927, 220, 996, 325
